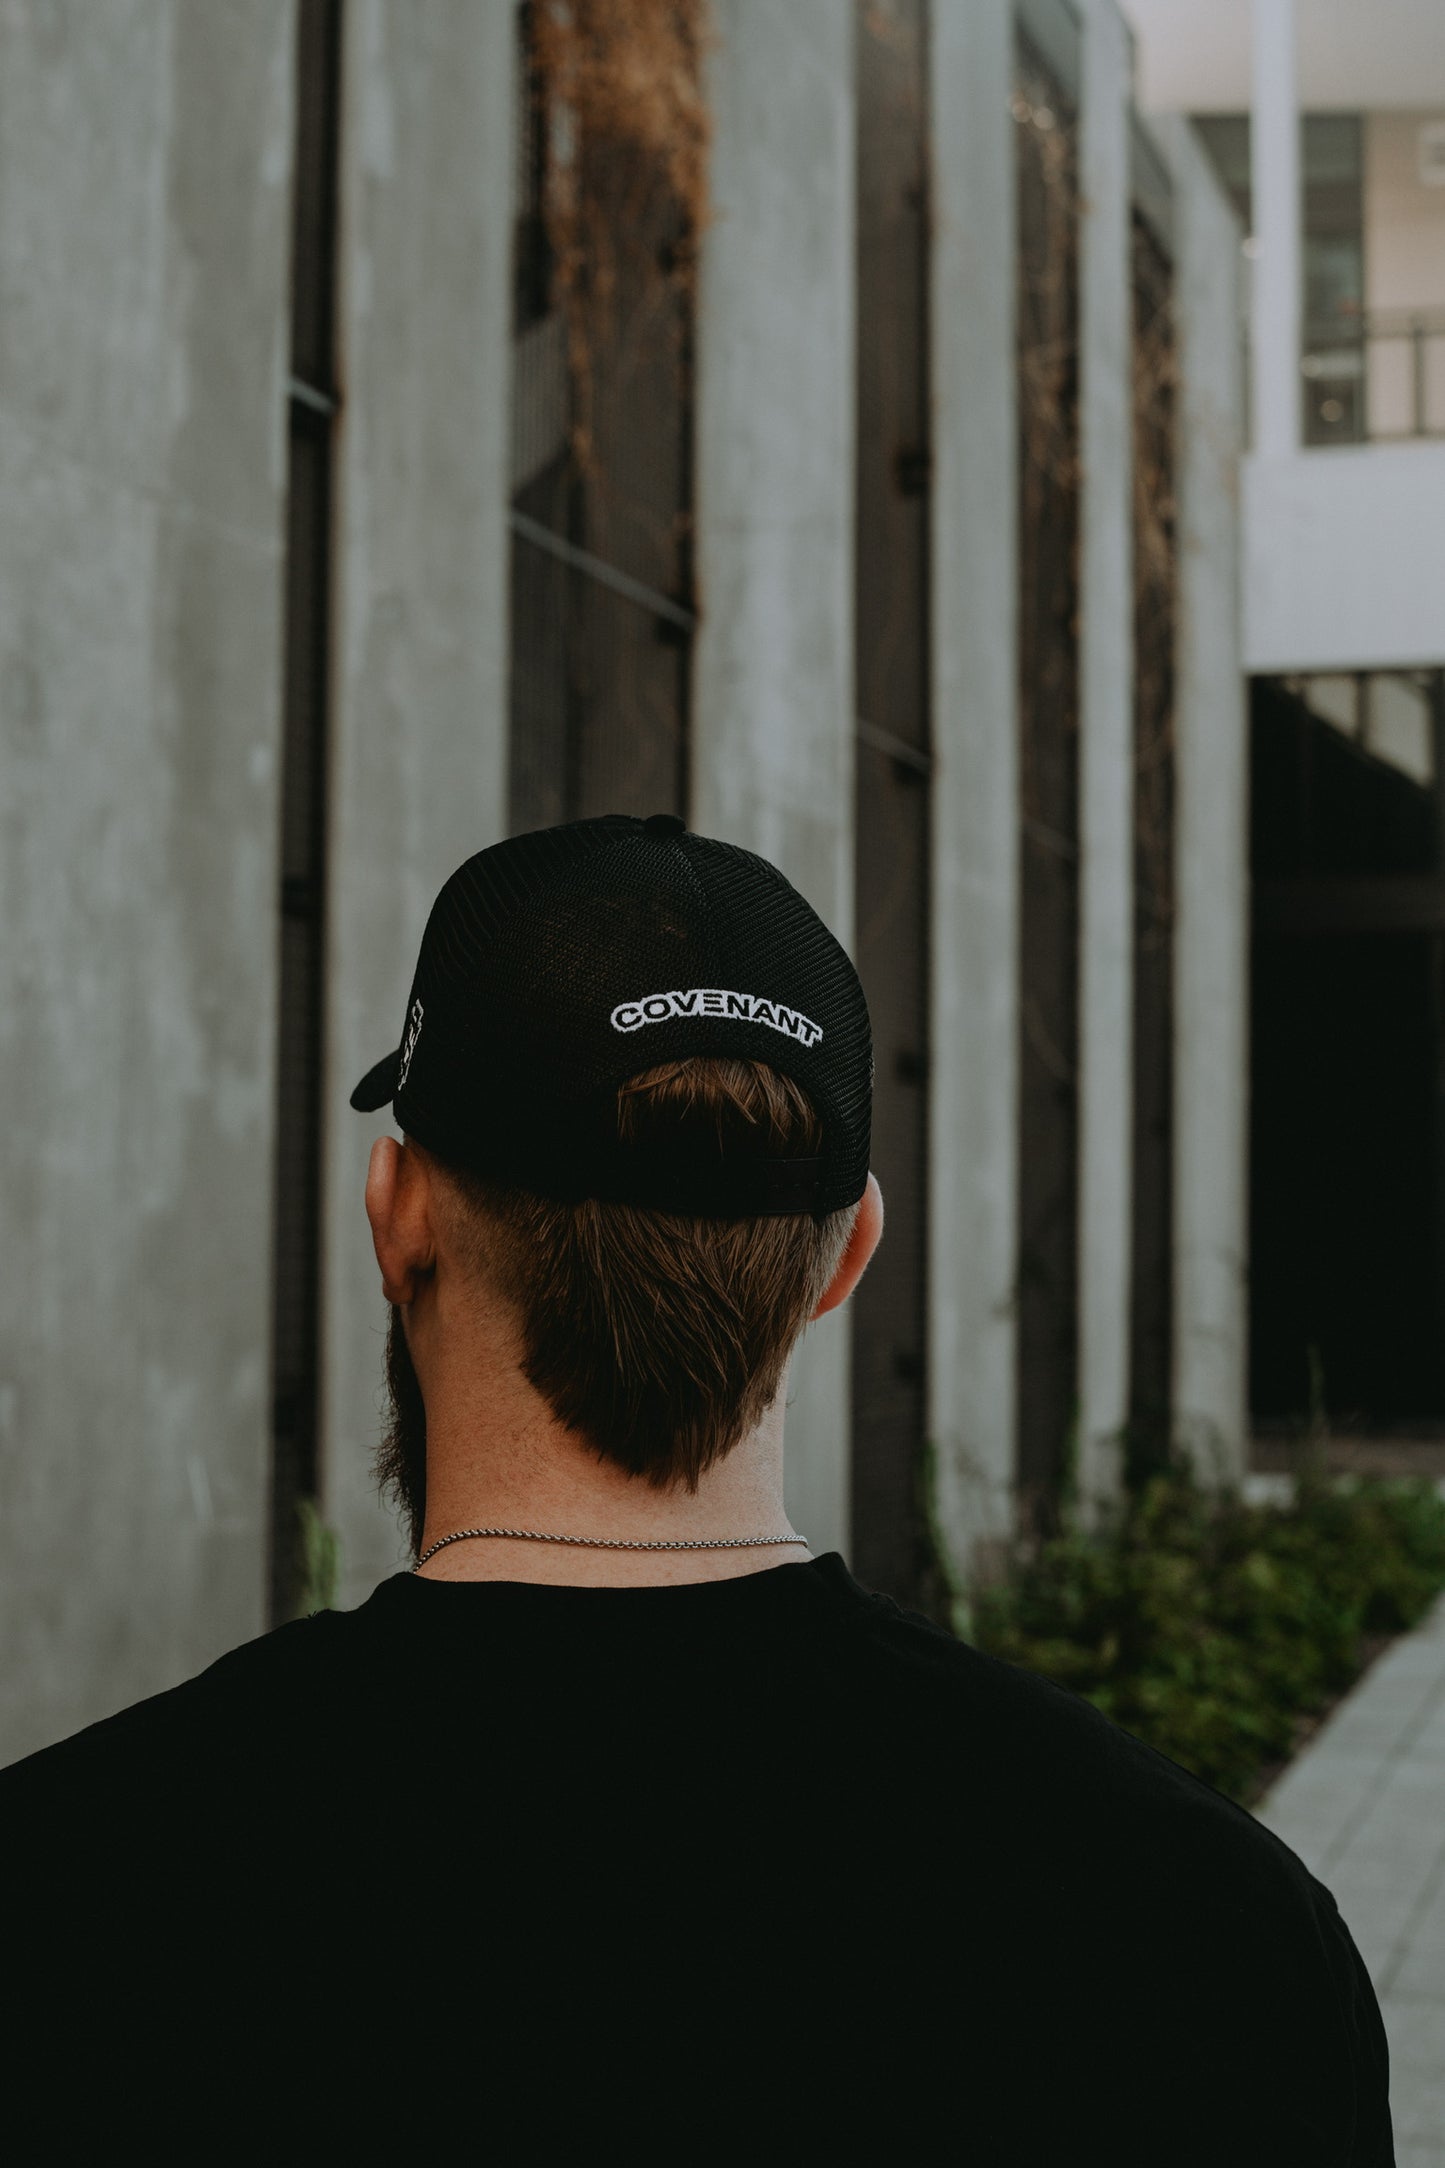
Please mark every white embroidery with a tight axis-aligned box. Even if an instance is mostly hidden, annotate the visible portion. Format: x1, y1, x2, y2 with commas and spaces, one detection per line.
610, 988, 823, 1048
397, 998, 425, 1089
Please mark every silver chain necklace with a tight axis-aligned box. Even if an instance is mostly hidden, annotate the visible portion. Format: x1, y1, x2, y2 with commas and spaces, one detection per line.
414, 1526, 808, 1571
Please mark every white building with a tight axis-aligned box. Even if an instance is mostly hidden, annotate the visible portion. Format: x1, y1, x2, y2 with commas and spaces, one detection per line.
1127, 0, 1445, 1469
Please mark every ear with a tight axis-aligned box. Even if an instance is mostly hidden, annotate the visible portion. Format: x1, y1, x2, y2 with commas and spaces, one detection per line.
811, 1173, 884, 1321
364, 1136, 437, 1308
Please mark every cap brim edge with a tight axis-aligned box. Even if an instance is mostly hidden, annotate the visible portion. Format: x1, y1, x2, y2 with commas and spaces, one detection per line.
349, 1051, 401, 1112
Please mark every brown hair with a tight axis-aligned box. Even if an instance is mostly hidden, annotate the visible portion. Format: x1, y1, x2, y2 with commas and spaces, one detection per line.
428, 1059, 859, 1490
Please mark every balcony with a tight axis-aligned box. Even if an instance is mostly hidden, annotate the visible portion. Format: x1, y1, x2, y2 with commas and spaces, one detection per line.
1303, 307, 1445, 446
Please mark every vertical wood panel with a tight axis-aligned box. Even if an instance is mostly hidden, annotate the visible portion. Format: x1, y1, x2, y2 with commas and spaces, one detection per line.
1128, 208, 1177, 1473
1014, 35, 1082, 1525
851, 0, 935, 1607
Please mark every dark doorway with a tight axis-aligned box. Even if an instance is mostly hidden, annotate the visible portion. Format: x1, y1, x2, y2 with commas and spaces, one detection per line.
1251, 672, 1445, 1433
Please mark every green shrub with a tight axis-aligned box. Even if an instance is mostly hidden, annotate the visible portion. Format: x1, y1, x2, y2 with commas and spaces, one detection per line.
296, 1497, 341, 1617
968, 1465, 1445, 1803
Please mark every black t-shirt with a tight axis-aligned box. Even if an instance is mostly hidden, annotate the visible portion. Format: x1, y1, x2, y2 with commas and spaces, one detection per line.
1, 1554, 1392, 2163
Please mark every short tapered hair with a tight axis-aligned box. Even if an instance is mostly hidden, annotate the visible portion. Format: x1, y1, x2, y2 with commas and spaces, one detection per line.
426, 1059, 860, 1490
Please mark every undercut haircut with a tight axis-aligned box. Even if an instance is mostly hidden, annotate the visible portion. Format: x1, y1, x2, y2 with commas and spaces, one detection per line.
424, 1058, 860, 1491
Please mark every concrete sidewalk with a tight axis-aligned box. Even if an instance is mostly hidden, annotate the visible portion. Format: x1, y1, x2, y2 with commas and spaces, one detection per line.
1255, 1590, 1445, 2165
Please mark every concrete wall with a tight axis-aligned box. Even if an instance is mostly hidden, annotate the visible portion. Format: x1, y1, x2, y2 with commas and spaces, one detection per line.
1243, 443, 1445, 673
1155, 114, 1250, 1479
927, 0, 1020, 1581
1076, 0, 1136, 1517
322, 0, 514, 1607
0, 0, 296, 1761
692, 0, 857, 1561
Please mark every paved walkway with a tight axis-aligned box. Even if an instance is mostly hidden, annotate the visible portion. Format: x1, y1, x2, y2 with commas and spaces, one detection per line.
1255, 1589, 1445, 2164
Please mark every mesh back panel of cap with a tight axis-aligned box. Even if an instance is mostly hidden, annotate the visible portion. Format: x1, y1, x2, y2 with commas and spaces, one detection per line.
383, 817, 872, 1216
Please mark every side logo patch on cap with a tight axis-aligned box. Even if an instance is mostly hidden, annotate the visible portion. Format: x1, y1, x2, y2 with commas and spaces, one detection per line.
610, 988, 823, 1048
397, 999, 425, 1091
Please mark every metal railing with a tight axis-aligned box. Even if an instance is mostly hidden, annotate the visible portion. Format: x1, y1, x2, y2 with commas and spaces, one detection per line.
1302, 308, 1445, 444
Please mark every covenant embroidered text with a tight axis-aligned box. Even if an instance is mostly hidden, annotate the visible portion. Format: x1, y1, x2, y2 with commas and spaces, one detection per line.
610, 989, 824, 1047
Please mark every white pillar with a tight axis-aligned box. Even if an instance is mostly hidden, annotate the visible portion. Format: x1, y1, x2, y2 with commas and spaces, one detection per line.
1251, 0, 1301, 456
1154, 115, 1249, 1481
323, 0, 514, 1604
927, 0, 1019, 1583
1076, 0, 1136, 1520
692, 0, 857, 1561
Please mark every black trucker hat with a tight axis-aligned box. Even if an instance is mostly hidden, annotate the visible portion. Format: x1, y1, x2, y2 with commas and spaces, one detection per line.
349, 813, 873, 1219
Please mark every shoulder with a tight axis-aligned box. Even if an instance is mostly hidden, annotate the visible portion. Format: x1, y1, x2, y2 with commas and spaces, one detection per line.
0, 1601, 364, 1812
815, 1558, 1330, 1901
821, 1571, 1389, 2158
